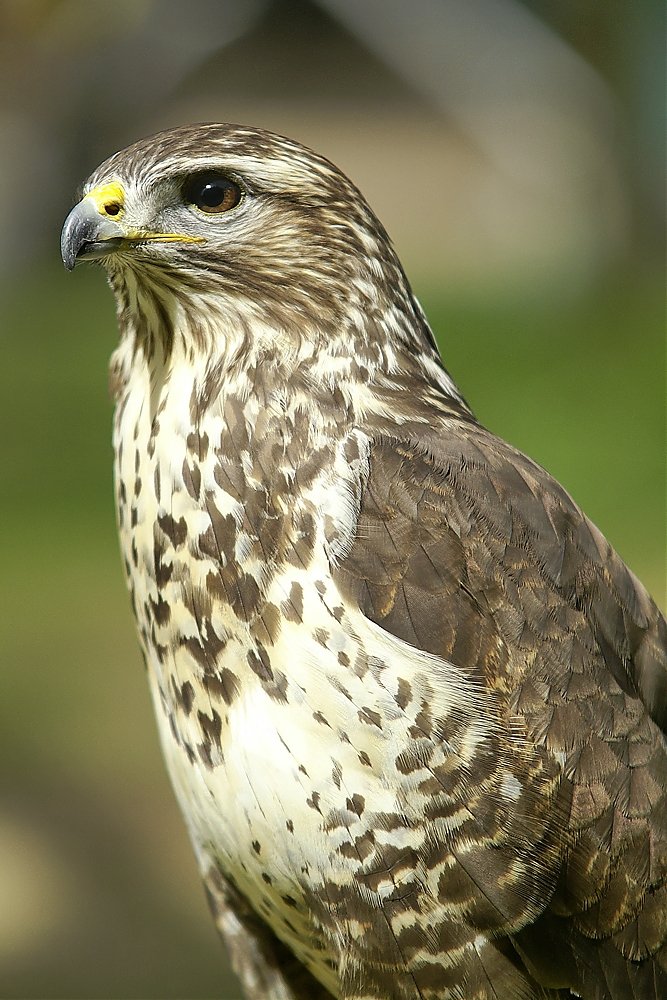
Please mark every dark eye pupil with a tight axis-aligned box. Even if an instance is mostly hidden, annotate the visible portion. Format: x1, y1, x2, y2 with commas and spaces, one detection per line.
183, 172, 242, 214
200, 181, 226, 206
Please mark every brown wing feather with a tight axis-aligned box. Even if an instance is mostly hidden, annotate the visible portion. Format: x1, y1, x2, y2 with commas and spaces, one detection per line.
334, 426, 667, 999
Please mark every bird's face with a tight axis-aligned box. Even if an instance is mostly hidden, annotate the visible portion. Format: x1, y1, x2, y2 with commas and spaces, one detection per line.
61, 124, 399, 332
60, 170, 212, 270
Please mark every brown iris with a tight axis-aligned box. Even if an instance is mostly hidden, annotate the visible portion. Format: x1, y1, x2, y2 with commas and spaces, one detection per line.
183, 172, 242, 214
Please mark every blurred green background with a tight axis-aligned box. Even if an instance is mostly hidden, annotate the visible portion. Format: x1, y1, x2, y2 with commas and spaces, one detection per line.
0, 1, 664, 997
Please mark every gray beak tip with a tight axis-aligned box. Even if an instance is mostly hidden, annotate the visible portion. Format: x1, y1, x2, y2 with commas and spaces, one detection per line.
61, 232, 77, 271
60, 202, 90, 271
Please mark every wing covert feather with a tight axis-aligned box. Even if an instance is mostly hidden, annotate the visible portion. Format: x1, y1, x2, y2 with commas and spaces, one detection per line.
333, 427, 667, 997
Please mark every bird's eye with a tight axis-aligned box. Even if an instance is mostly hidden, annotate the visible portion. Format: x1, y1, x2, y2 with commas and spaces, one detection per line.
182, 172, 242, 215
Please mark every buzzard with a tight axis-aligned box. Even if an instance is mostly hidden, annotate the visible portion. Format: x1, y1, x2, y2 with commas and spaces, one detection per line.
61, 124, 666, 1000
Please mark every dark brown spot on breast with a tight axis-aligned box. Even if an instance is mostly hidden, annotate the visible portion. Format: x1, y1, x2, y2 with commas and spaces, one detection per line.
346, 794, 365, 816
181, 636, 210, 669
306, 792, 322, 813
182, 458, 201, 500
154, 540, 173, 588
150, 593, 171, 625
197, 707, 222, 748
218, 566, 262, 621
353, 832, 376, 862
200, 620, 227, 661
247, 645, 273, 682
358, 706, 382, 729
255, 602, 282, 645
282, 581, 303, 623
174, 679, 194, 715
186, 429, 209, 458
395, 748, 424, 775
204, 667, 239, 706
197, 742, 214, 769
197, 525, 218, 560
314, 627, 330, 648
396, 677, 412, 710
158, 512, 188, 547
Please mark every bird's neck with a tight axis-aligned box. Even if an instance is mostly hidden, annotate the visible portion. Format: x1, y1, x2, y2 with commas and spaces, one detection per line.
107, 263, 472, 441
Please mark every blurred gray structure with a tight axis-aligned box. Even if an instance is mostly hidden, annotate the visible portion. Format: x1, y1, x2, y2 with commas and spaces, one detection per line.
0, 0, 662, 286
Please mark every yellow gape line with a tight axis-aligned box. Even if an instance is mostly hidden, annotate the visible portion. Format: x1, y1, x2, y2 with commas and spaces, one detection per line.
131, 232, 206, 245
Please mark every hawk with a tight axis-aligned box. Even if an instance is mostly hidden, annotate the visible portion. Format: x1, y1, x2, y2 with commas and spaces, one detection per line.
61, 123, 666, 1000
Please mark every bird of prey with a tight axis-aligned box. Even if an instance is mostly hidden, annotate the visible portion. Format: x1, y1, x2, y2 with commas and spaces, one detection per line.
61, 123, 666, 1000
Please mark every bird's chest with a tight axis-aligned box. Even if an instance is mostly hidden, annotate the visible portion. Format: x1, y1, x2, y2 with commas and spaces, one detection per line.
112, 367, 384, 981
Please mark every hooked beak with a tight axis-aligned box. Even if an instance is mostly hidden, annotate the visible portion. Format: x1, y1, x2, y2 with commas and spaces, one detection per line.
61, 197, 126, 271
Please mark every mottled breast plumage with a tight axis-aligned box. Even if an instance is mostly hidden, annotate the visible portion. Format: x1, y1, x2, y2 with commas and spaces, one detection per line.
62, 122, 667, 1000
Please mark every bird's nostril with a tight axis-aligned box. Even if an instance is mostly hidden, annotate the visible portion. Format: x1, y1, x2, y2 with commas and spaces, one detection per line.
103, 201, 121, 216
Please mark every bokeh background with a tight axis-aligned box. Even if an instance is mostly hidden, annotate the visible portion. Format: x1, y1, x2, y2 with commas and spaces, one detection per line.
1, 1, 664, 997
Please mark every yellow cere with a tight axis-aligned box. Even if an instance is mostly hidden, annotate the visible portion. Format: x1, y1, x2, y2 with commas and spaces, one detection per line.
85, 180, 126, 218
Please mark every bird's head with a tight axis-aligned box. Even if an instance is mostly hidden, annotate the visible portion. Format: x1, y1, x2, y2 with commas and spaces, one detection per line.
61, 123, 465, 412
61, 123, 413, 338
